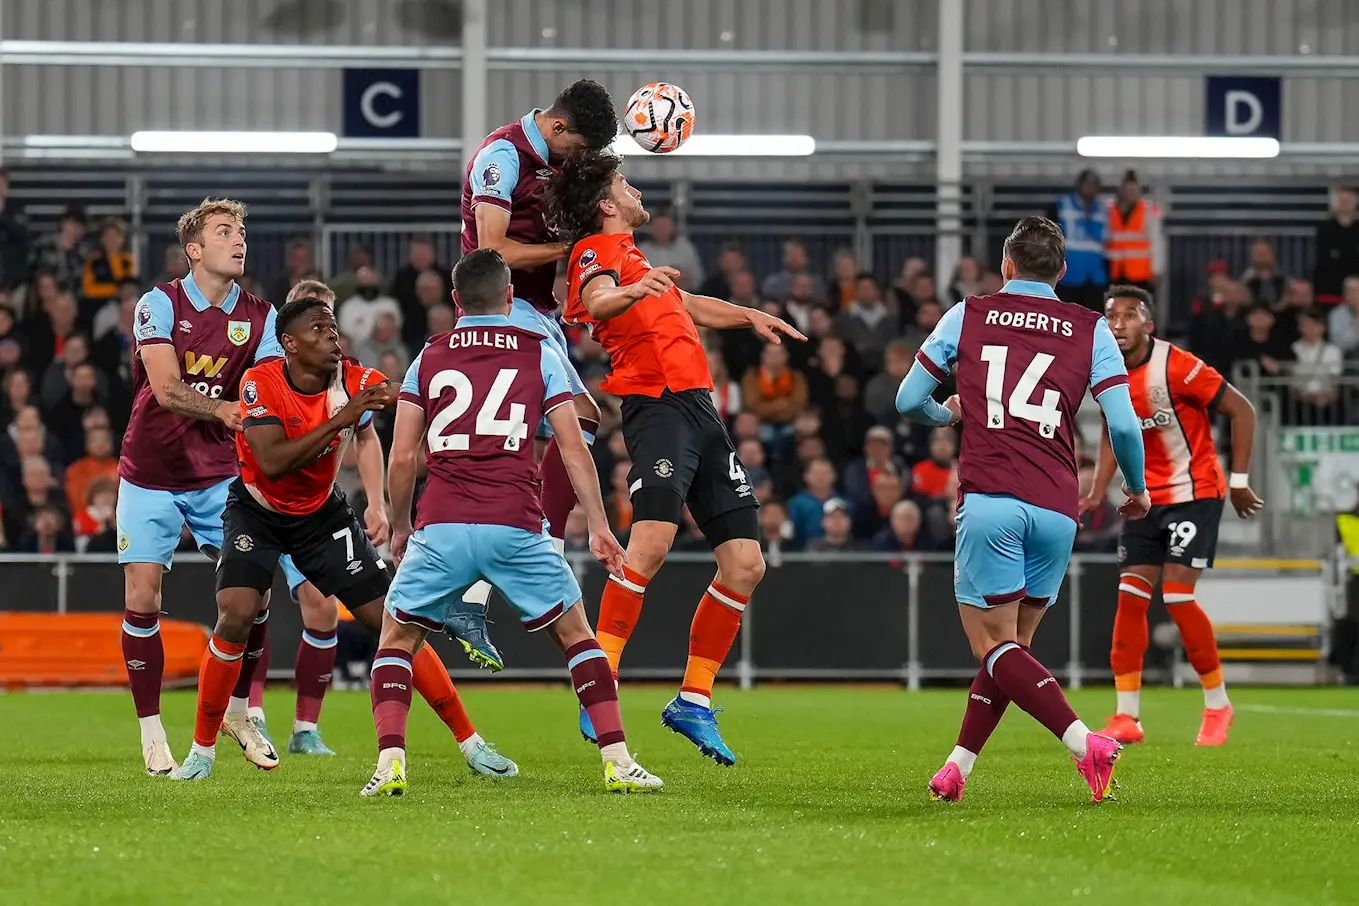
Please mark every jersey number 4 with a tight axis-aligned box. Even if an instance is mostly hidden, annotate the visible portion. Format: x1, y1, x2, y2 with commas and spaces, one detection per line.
979, 345, 1063, 438
426, 368, 530, 453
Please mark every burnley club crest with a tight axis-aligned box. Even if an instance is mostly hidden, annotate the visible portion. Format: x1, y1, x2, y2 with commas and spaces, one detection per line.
227, 320, 251, 346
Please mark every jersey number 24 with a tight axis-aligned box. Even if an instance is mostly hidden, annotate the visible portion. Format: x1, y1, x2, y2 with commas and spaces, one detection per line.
426, 368, 530, 453
979, 344, 1062, 438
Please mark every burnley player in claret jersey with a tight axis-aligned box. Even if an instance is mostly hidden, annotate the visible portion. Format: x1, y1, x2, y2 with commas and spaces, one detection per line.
896, 216, 1152, 804
365, 249, 662, 796
452, 79, 620, 660
117, 198, 284, 777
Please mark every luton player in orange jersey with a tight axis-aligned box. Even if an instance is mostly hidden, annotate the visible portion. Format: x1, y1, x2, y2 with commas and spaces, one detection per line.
544, 149, 804, 765
1080, 286, 1263, 747
171, 297, 512, 779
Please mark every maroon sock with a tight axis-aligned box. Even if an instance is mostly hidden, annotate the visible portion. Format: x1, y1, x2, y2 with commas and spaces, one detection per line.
122, 610, 165, 718
231, 608, 269, 700
295, 626, 338, 725
539, 416, 599, 540
248, 644, 268, 710
956, 666, 1012, 754
984, 642, 1080, 741
371, 648, 414, 753
566, 640, 625, 748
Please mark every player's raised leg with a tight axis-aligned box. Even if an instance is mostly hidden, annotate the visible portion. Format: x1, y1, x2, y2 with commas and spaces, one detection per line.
1161, 564, 1232, 745
1101, 565, 1159, 744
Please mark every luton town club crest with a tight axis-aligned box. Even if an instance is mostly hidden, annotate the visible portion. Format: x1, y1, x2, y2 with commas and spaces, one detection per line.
227, 320, 251, 346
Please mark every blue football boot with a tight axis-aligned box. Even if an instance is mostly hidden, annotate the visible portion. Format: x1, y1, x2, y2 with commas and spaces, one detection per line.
661, 696, 736, 766
444, 602, 504, 672
579, 706, 597, 744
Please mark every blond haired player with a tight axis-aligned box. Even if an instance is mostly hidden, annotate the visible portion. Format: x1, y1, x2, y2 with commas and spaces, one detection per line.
117, 199, 283, 775
1081, 286, 1263, 747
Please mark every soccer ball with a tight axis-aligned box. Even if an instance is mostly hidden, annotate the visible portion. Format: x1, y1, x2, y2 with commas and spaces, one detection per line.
623, 82, 695, 154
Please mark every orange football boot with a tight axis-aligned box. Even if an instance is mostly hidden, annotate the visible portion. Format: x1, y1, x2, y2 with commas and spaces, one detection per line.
1099, 713, 1145, 744
1195, 705, 1233, 746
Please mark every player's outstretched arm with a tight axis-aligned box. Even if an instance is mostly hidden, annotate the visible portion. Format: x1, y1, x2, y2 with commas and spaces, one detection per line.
680, 291, 807, 344
140, 344, 240, 428
1217, 383, 1265, 518
1079, 421, 1120, 515
581, 268, 681, 321
247, 383, 391, 481
475, 205, 568, 270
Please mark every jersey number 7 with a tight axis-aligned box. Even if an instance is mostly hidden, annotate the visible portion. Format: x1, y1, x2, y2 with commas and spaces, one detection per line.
979, 344, 1062, 438
426, 367, 530, 453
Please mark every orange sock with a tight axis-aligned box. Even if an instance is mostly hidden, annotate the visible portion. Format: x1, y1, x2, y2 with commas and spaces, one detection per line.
411, 646, 477, 742
1110, 573, 1153, 691
193, 635, 246, 747
597, 565, 648, 678
679, 581, 749, 707
1164, 581, 1227, 703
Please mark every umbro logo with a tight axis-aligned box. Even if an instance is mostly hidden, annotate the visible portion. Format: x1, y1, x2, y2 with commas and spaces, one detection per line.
178, 320, 193, 333
126, 659, 147, 670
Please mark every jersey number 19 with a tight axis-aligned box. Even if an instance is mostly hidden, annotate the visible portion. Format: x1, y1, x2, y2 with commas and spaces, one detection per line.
426, 367, 530, 453
979, 344, 1063, 439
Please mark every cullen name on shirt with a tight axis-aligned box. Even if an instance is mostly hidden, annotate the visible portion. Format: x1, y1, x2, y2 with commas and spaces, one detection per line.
447, 330, 521, 351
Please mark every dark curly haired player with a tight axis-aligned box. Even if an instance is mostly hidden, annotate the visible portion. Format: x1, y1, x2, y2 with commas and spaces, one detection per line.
544, 149, 804, 764
451, 80, 620, 669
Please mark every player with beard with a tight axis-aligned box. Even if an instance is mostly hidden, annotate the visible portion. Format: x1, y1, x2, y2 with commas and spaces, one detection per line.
544, 149, 804, 764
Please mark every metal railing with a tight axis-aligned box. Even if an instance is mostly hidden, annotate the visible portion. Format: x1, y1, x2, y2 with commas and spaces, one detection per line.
0, 551, 1339, 686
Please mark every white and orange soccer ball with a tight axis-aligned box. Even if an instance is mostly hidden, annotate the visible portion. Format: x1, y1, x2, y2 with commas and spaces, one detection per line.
623, 82, 695, 153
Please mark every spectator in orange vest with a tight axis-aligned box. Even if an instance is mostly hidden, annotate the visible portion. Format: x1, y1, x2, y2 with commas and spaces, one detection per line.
1106, 170, 1163, 300
65, 425, 118, 514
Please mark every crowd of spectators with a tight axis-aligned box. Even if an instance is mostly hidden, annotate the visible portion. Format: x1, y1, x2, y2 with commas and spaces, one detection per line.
2, 171, 1358, 560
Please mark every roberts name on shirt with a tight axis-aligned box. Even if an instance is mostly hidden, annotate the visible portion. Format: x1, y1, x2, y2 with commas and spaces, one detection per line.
447, 330, 521, 351
983, 307, 1074, 337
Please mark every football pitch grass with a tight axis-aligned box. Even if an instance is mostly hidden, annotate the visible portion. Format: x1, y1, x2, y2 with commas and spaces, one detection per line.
2, 686, 1356, 906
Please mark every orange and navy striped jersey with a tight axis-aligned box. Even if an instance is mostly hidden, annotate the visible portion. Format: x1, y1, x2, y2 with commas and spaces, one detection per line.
1127, 338, 1226, 506
236, 358, 388, 516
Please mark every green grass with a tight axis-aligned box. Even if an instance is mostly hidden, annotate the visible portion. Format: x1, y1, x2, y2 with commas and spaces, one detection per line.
1, 686, 1357, 905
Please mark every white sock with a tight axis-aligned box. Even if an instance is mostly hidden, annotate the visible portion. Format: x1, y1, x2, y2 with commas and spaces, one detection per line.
1061, 719, 1090, 758
678, 690, 711, 708
189, 741, 216, 761
600, 742, 631, 767
458, 732, 485, 757
378, 746, 405, 771
1116, 691, 1140, 719
1203, 683, 1230, 710
293, 720, 318, 734
247, 706, 267, 723
226, 695, 249, 717
461, 581, 492, 607
138, 714, 166, 746
946, 745, 977, 778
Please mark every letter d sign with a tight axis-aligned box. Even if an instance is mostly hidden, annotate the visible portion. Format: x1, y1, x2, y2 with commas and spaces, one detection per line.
1205, 76, 1281, 139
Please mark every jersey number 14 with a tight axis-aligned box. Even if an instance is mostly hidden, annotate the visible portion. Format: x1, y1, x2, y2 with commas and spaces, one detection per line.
426, 367, 530, 453
979, 344, 1063, 438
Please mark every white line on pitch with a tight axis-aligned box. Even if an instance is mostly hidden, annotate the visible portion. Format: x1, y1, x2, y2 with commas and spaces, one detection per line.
1237, 704, 1359, 718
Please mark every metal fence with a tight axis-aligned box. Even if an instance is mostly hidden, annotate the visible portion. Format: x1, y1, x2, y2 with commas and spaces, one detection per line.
0, 551, 1339, 686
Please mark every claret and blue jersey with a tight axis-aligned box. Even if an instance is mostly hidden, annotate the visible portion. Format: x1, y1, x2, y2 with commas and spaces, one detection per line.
895, 279, 1147, 608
